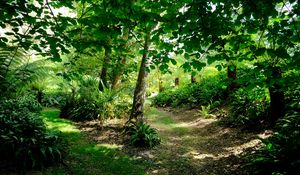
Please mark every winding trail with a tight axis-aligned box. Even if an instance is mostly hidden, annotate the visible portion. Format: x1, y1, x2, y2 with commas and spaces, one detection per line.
72, 106, 270, 175
140, 107, 268, 175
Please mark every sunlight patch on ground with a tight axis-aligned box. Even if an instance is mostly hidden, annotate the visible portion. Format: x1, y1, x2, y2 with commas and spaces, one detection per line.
182, 137, 262, 161
98, 143, 123, 149
187, 118, 216, 128
44, 120, 79, 133
224, 139, 261, 155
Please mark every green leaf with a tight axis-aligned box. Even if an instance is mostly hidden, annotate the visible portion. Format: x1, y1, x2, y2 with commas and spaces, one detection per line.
207, 56, 215, 65
170, 59, 177, 65
255, 48, 266, 56
184, 53, 190, 59
215, 65, 222, 71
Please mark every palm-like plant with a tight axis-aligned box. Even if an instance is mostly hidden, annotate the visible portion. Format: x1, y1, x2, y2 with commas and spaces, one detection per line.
0, 46, 50, 98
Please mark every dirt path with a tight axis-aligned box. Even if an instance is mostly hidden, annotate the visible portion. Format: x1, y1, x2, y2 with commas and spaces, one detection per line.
141, 107, 270, 175
77, 107, 271, 175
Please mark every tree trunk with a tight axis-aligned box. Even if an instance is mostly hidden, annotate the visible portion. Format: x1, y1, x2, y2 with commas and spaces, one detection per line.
112, 58, 126, 90
268, 67, 285, 125
227, 64, 238, 92
112, 28, 129, 90
99, 45, 111, 91
129, 32, 150, 123
175, 77, 179, 86
158, 68, 164, 92
191, 74, 196, 83
158, 80, 164, 92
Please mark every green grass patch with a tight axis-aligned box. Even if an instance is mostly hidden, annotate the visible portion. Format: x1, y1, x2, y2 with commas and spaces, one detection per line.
146, 107, 188, 135
42, 108, 146, 175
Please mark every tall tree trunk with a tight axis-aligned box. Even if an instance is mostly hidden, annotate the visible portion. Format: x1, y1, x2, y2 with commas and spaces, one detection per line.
112, 58, 126, 90
99, 44, 111, 91
129, 32, 150, 123
158, 68, 164, 92
175, 77, 179, 86
268, 67, 285, 125
112, 28, 129, 90
191, 74, 196, 83
158, 80, 164, 92
227, 64, 238, 92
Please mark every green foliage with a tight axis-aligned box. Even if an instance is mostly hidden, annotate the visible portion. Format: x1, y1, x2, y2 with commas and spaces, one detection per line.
153, 73, 227, 107
126, 122, 161, 148
0, 1, 72, 60
198, 104, 215, 118
0, 47, 51, 98
226, 87, 269, 126
0, 95, 63, 170
60, 76, 132, 122
41, 92, 67, 107
251, 111, 300, 174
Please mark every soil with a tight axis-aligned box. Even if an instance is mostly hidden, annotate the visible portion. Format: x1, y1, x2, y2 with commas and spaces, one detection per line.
76, 107, 272, 175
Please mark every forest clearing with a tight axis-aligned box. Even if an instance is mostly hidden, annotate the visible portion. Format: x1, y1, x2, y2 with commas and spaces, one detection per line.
1, 0, 299, 175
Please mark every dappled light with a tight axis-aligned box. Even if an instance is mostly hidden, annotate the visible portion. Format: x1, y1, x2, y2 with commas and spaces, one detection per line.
1, 0, 299, 174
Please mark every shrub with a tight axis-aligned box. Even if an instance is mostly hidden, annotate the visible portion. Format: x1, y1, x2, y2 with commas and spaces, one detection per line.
60, 98, 100, 122
0, 95, 63, 170
126, 122, 161, 148
226, 86, 269, 126
60, 77, 132, 122
153, 73, 227, 108
41, 92, 67, 107
251, 111, 300, 174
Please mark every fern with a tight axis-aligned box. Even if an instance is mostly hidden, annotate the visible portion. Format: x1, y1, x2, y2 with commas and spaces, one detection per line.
0, 47, 51, 97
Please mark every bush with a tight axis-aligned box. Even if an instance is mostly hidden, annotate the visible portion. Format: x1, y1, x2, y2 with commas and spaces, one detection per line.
153, 73, 227, 107
41, 92, 67, 107
126, 122, 161, 148
0, 95, 63, 170
60, 77, 132, 122
225, 86, 269, 126
60, 97, 100, 122
251, 111, 300, 174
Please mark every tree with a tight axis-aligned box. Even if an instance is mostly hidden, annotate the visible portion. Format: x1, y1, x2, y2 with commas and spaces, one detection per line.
158, 0, 299, 125
0, 0, 73, 61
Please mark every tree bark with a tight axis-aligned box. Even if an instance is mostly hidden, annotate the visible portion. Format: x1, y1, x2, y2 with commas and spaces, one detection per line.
227, 64, 238, 92
112, 28, 129, 90
268, 67, 285, 125
99, 44, 111, 91
175, 77, 179, 86
191, 74, 196, 83
112, 57, 126, 90
129, 31, 150, 123
158, 69, 164, 92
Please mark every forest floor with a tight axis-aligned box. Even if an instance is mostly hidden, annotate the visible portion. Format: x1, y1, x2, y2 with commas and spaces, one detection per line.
1, 107, 272, 175
75, 106, 272, 175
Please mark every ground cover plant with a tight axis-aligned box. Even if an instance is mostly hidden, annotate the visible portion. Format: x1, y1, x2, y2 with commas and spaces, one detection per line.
251, 111, 300, 174
0, 95, 63, 171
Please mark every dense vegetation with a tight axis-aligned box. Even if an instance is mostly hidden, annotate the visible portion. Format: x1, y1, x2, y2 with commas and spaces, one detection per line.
0, 0, 299, 174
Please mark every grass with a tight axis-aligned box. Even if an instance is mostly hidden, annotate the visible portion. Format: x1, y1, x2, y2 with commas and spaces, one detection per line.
145, 107, 188, 135
42, 108, 146, 175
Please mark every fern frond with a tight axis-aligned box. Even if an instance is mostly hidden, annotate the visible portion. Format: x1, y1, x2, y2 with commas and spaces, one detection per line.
0, 47, 52, 97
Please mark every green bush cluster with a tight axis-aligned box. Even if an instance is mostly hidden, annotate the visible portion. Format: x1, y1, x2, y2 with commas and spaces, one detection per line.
153, 74, 227, 107
126, 122, 161, 148
41, 92, 67, 107
252, 111, 300, 174
0, 95, 62, 170
226, 87, 269, 126
60, 78, 132, 122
